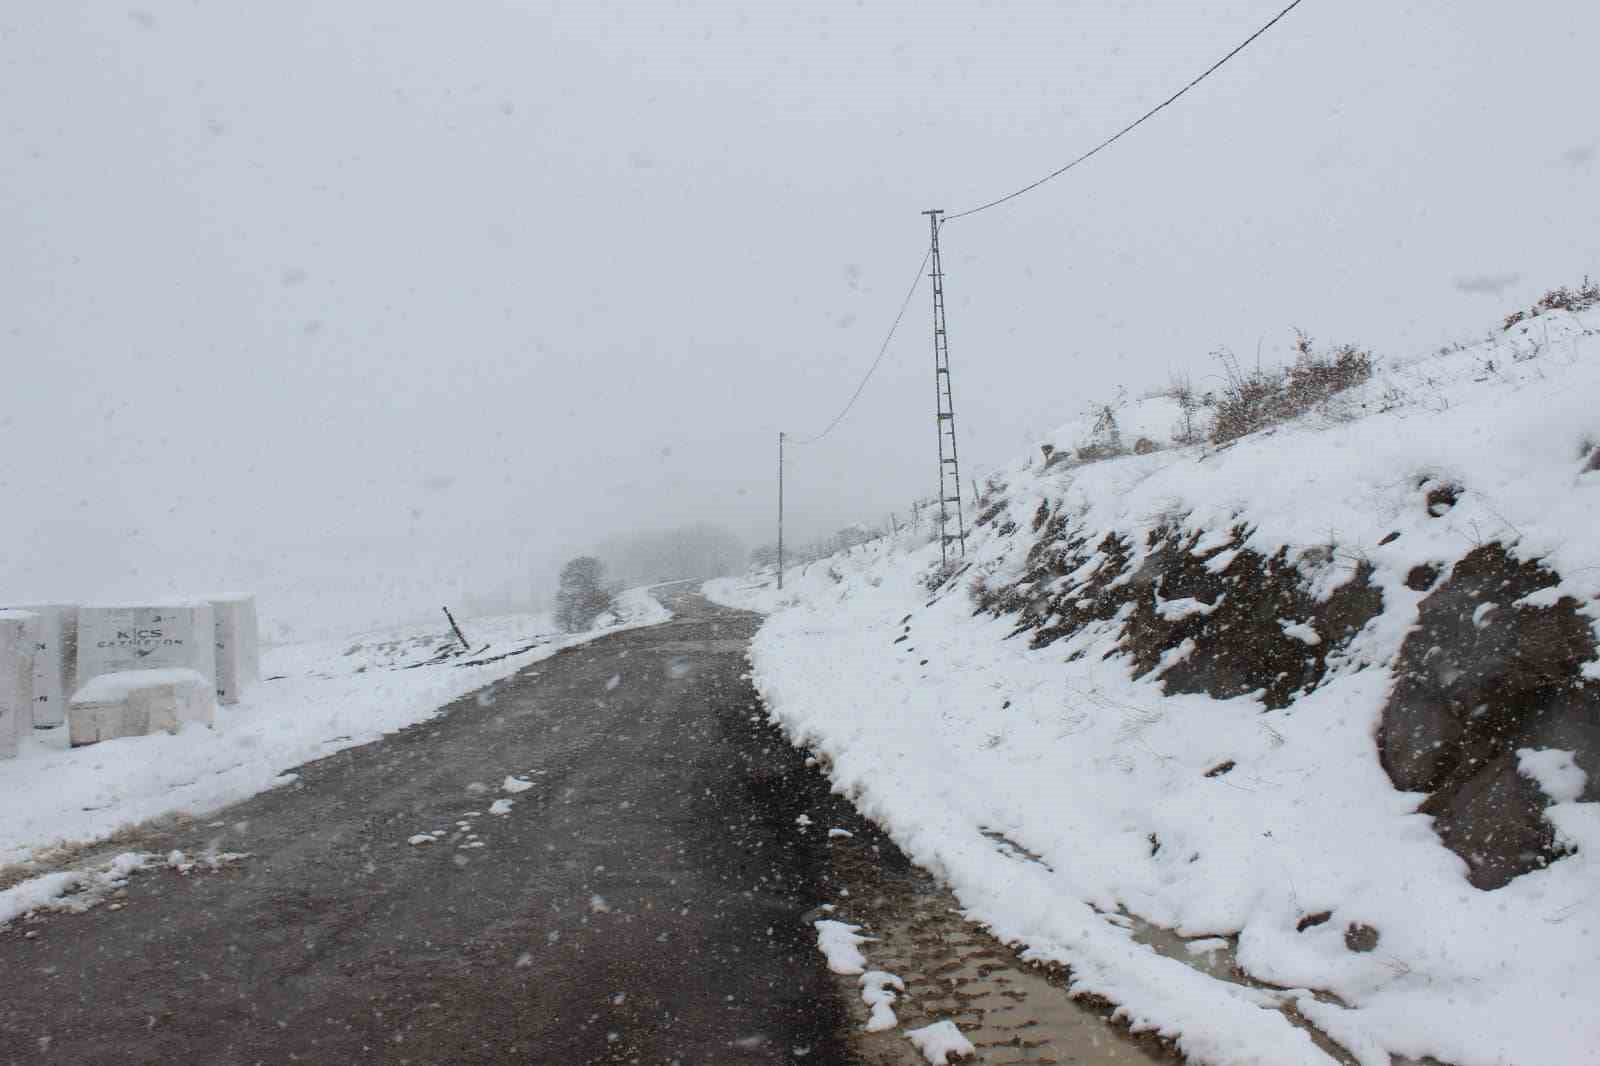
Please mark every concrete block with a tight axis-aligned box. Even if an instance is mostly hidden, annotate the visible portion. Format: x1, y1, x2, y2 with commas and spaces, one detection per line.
2, 603, 77, 728
68, 668, 215, 747
207, 595, 260, 705
76, 603, 216, 696
0, 611, 39, 758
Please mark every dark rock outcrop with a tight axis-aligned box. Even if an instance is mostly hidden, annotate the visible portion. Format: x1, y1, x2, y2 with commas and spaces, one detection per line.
1379, 543, 1599, 888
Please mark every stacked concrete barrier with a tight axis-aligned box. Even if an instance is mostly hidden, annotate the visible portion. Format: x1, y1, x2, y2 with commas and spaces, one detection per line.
1, 611, 39, 757
75, 602, 217, 697
68, 668, 214, 746
207, 595, 260, 705
4, 603, 77, 728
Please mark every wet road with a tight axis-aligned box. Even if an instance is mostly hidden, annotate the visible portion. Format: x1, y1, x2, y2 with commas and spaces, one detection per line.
0, 589, 874, 1064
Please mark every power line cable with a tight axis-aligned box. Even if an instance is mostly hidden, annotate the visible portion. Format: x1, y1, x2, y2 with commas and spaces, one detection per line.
787, 247, 932, 444
945, 0, 1311, 223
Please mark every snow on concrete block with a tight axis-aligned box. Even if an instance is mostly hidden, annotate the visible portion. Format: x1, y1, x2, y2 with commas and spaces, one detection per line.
2, 604, 77, 728
0, 612, 40, 757
76, 603, 217, 695
67, 668, 215, 747
207, 595, 259, 705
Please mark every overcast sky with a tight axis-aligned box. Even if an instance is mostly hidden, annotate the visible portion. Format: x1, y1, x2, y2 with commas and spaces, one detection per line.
4, 0, 1596, 636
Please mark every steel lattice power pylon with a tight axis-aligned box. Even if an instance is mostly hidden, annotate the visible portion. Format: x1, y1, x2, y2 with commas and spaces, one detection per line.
923, 209, 966, 568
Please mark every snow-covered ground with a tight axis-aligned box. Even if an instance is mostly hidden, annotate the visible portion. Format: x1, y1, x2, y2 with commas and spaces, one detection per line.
708, 308, 1600, 1066
0, 588, 667, 871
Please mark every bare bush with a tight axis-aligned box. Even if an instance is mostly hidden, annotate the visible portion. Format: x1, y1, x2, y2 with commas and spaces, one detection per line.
1073, 398, 1126, 462
1210, 332, 1373, 445
1503, 277, 1600, 330
1167, 371, 1209, 446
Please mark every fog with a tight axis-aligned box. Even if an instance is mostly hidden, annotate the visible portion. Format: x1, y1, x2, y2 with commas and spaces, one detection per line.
4, 0, 1595, 639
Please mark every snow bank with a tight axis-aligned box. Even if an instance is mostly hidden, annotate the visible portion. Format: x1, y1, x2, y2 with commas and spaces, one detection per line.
718, 311, 1600, 1065
0, 587, 668, 868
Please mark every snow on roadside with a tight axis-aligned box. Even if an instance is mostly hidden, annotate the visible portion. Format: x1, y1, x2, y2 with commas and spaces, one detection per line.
710, 318, 1600, 1065
814, 918, 873, 975
813, 917, 915, 1038
0, 587, 669, 870
860, 971, 905, 1033
0, 848, 247, 926
905, 1020, 976, 1065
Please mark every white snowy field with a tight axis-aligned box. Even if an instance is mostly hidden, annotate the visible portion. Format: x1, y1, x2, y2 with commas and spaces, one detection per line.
708, 309, 1600, 1066
0, 588, 668, 871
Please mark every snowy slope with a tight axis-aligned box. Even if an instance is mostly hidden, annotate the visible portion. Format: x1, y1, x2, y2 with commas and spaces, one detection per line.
0, 588, 668, 871
707, 307, 1600, 1066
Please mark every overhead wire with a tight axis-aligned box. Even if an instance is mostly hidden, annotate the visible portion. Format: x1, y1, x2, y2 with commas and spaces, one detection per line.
786, 0, 1312, 442
945, 0, 1312, 223
786, 247, 932, 445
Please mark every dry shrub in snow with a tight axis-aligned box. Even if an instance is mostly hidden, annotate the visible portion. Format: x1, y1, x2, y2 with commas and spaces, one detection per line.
1503, 277, 1600, 330
1210, 332, 1373, 445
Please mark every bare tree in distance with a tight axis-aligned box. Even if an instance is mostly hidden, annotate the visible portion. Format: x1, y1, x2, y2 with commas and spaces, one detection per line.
554, 556, 615, 633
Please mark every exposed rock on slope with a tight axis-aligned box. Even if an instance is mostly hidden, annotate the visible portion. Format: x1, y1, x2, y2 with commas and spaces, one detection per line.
1381, 542, 1600, 887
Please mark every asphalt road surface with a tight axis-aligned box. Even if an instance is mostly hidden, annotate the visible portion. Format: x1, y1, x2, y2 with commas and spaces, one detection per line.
0, 588, 886, 1065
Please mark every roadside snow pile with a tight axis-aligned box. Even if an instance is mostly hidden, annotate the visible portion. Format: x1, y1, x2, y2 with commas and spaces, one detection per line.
905, 1020, 976, 1065
709, 308, 1600, 1066
860, 970, 905, 1033
0, 588, 668, 869
0, 849, 247, 926
812, 918, 913, 1037
814, 918, 873, 975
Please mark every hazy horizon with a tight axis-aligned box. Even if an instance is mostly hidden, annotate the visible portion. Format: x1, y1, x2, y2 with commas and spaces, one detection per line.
6, 0, 1595, 638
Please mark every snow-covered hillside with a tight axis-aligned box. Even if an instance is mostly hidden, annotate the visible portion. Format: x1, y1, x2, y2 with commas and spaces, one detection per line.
708, 304, 1600, 1066
0, 589, 668, 873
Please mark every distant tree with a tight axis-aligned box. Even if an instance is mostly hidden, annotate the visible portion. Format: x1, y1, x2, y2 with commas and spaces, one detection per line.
554, 556, 614, 633
749, 543, 779, 569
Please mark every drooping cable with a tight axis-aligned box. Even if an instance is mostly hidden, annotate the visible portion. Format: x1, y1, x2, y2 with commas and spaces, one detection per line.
946, 0, 1311, 222
787, 248, 932, 444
